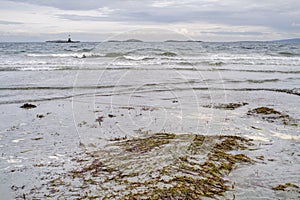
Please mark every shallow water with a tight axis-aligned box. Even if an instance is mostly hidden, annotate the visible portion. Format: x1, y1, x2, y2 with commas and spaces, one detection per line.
0, 41, 299, 199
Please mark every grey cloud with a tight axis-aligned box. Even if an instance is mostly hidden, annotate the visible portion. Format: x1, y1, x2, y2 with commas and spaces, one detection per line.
58, 14, 107, 21
5, 0, 300, 32
0, 20, 23, 24
201, 31, 265, 36
5, 0, 119, 10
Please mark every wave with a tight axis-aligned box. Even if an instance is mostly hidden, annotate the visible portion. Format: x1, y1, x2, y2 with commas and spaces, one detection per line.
23, 51, 300, 67
25, 52, 127, 59
1, 64, 300, 74
278, 52, 300, 57
0, 93, 96, 105
179, 61, 225, 66
177, 61, 193, 66
93, 87, 300, 97
174, 58, 300, 67
0, 66, 75, 71
157, 52, 178, 57
26, 53, 87, 58
0, 85, 120, 91
1, 87, 298, 106
104, 52, 127, 57
225, 88, 300, 96
247, 79, 280, 83
211, 68, 300, 74
226, 79, 280, 84
64, 48, 94, 52
123, 55, 155, 61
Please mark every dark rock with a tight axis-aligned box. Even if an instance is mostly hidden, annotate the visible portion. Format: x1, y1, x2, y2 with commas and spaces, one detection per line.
20, 103, 36, 109
36, 114, 44, 118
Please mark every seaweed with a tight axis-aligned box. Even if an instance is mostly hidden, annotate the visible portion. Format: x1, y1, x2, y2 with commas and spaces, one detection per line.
109, 136, 128, 141
118, 133, 175, 153
26, 133, 256, 199
121, 134, 253, 199
272, 183, 299, 191
204, 102, 248, 110
247, 107, 298, 125
188, 135, 205, 153
95, 116, 104, 125
141, 106, 156, 111
248, 107, 282, 115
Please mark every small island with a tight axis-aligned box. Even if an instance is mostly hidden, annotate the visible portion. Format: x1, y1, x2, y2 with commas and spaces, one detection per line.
46, 35, 80, 43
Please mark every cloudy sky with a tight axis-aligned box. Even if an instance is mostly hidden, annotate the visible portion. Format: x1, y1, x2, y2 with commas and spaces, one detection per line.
0, 0, 299, 42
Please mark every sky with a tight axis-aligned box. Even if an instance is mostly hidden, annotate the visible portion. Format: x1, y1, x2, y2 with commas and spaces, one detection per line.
0, 0, 300, 42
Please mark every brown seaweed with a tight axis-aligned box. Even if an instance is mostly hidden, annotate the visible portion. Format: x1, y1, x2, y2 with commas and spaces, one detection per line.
25, 133, 256, 199
247, 107, 298, 125
204, 102, 248, 110
272, 183, 299, 191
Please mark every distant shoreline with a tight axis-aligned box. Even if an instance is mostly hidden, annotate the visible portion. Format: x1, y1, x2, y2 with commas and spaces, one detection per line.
1, 38, 299, 43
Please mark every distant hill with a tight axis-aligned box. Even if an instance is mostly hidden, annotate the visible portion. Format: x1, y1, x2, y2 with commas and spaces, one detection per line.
273, 38, 300, 43
107, 39, 143, 42
164, 40, 202, 42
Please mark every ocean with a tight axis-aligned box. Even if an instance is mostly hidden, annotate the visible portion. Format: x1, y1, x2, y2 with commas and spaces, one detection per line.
0, 41, 299, 199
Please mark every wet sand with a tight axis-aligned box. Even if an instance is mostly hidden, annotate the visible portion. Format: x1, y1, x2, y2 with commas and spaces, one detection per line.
0, 89, 299, 199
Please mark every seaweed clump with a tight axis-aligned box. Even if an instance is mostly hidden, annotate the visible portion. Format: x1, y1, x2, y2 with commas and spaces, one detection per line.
247, 107, 297, 125
24, 133, 255, 199
248, 107, 281, 115
272, 183, 299, 191
204, 102, 248, 110
124, 135, 253, 199
127, 135, 253, 199
120, 132, 175, 153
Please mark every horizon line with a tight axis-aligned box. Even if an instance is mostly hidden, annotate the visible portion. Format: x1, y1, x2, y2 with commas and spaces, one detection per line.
0, 38, 299, 43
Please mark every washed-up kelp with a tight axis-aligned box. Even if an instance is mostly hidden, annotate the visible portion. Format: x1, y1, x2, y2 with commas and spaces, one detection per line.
204, 102, 248, 110
247, 107, 298, 125
24, 133, 255, 199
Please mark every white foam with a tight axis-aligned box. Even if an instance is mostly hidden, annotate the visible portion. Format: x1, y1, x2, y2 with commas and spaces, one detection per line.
270, 130, 300, 140
7, 159, 22, 164
48, 155, 59, 160
12, 138, 25, 143
244, 135, 270, 142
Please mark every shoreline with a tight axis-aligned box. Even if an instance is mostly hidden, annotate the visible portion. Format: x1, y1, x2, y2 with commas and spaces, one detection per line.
0, 97, 299, 199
